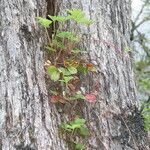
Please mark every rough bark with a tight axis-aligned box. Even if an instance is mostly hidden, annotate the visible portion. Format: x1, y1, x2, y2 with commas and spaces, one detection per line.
55, 0, 149, 149
0, 0, 149, 150
0, 0, 67, 149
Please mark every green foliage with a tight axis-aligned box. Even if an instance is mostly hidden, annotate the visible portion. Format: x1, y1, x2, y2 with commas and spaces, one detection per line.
47, 66, 60, 81
48, 15, 69, 22
61, 118, 86, 131
67, 9, 93, 25
67, 66, 77, 74
37, 9, 92, 29
58, 67, 71, 76
36, 9, 95, 149
59, 76, 74, 83
132, 0, 150, 107
79, 126, 89, 136
77, 64, 88, 74
52, 39, 65, 49
135, 60, 150, 96
61, 118, 89, 136
141, 101, 150, 130
56, 31, 78, 42
36, 17, 52, 28
75, 143, 85, 150
73, 93, 85, 100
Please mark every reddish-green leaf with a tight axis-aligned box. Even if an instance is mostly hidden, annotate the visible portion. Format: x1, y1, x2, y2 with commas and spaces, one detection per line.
85, 94, 96, 103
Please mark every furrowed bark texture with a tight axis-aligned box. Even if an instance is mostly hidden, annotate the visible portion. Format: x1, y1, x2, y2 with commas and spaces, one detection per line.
0, 0, 149, 150
0, 0, 67, 150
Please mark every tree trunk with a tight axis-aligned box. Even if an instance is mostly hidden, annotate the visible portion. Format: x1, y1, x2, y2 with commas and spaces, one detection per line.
0, 0, 149, 150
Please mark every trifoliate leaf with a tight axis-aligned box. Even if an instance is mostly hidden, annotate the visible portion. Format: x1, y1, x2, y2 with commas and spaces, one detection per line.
68, 66, 77, 74
58, 67, 71, 76
36, 17, 52, 28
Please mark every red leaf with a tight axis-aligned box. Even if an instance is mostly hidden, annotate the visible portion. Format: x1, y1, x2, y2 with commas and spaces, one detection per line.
86, 63, 94, 71
51, 95, 61, 103
85, 94, 96, 103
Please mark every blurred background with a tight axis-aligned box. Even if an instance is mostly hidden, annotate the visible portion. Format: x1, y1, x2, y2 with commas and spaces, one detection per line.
132, 0, 150, 130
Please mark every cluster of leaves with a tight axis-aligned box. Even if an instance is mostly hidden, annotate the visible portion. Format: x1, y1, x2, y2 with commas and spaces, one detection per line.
61, 118, 89, 136
37, 9, 97, 104
141, 101, 150, 130
136, 60, 150, 97
37, 9, 97, 149
61, 118, 89, 150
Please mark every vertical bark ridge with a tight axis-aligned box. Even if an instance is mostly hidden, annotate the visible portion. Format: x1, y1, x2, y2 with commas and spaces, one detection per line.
0, 0, 68, 149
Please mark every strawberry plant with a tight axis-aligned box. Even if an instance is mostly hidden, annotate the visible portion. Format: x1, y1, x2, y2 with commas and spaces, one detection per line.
36, 9, 97, 104
61, 118, 89, 149
36, 9, 97, 149
61, 118, 89, 136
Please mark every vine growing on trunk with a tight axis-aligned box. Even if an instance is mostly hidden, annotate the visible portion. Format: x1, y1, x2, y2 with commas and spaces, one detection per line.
36, 9, 97, 149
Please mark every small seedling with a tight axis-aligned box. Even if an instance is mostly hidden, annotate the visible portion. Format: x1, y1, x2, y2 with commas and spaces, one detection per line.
61, 118, 89, 136
36, 9, 96, 149
37, 9, 97, 104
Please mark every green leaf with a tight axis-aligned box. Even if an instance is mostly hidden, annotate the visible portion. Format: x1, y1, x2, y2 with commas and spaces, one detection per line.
36, 17, 52, 28
58, 67, 71, 76
73, 93, 85, 100
61, 123, 72, 131
51, 72, 60, 81
64, 76, 73, 83
48, 15, 69, 22
56, 31, 78, 42
67, 9, 93, 25
68, 124, 81, 130
79, 127, 89, 136
52, 39, 65, 49
47, 66, 57, 74
47, 66, 60, 81
141, 101, 150, 131
67, 9, 85, 19
75, 143, 85, 150
61, 118, 86, 133
73, 118, 86, 126
68, 66, 77, 74
77, 65, 88, 74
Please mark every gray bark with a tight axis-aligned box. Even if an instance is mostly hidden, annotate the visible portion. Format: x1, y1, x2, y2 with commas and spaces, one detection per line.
0, 0, 67, 149
0, 0, 149, 150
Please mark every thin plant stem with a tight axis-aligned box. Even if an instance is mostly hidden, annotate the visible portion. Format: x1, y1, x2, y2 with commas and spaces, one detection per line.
45, 27, 51, 46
